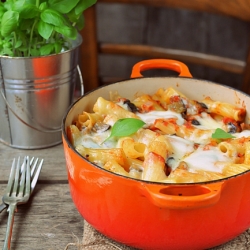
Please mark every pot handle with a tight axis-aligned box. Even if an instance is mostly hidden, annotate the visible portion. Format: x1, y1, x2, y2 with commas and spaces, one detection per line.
140, 182, 224, 209
131, 59, 193, 78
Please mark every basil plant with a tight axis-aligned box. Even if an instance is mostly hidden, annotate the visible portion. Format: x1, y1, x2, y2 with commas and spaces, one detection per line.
0, 0, 97, 57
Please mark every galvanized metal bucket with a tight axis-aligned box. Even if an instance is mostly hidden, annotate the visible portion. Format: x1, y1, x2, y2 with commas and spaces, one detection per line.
0, 35, 83, 149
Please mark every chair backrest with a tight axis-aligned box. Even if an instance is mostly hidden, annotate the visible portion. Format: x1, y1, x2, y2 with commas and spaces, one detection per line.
79, 0, 250, 94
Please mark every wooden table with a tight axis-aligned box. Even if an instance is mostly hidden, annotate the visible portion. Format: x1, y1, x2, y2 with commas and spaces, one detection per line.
1, 141, 250, 250
0, 142, 83, 249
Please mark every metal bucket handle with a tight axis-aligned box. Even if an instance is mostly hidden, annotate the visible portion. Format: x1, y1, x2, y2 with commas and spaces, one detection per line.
0, 65, 84, 133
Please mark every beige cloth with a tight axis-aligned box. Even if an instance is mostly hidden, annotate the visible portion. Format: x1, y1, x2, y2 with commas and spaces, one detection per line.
80, 221, 250, 250
81, 221, 135, 250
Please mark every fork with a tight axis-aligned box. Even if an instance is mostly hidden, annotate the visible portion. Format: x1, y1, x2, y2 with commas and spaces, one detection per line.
0, 157, 43, 213
2, 156, 31, 250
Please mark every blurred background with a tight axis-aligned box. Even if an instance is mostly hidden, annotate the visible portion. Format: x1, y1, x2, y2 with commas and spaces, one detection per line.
80, 1, 250, 92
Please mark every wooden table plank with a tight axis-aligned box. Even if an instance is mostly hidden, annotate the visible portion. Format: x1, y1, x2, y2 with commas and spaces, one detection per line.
0, 183, 84, 250
0, 142, 68, 182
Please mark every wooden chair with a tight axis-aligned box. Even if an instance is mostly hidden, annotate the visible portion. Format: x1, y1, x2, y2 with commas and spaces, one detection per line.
79, 0, 250, 94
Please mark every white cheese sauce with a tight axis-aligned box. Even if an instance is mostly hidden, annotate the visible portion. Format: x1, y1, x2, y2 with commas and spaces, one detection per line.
166, 135, 195, 170
192, 112, 223, 130
78, 131, 117, 149
234, 130, 250, 138
136, 110, 185, 126
183, 146, 233, 173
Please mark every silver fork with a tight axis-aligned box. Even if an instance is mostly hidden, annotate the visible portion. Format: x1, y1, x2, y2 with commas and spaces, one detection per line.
0, 157, 43, 213
2, 157, 31, 250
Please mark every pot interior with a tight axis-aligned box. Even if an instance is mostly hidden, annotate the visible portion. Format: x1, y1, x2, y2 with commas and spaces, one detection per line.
63, 76, 250, 183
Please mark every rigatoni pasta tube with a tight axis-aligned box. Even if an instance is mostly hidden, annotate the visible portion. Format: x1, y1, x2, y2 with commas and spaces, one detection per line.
93, 97, 139, 119
154, 118, 213, 143
75, 145, 130, 171
103, 160, 129, 177
144, 141, 168, 160
222, 163, 250, 177
118, 137, 145, 159
136, 128, 173, 154
201, 97, 246, 122
244, 141, 250, 164
154, 87, 187, 104
218, 141, 238, 158
67, 125, 81, 147
142, 152, 167, 182
76, 112, 103, 130
226, 137, 250, 155
132, 94, 165, 111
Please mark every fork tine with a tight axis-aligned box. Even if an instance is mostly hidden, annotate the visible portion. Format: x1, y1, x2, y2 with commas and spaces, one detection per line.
31, 158, 43, 190
30, 157, 39, 178
12, 157, 21, 196
19, 157, 28, 197
20, 156, 34, 173
6, 159, 16, 196
25, 156, 31, 196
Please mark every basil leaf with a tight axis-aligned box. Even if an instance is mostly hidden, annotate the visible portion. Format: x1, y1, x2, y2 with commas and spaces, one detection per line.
39, 2, 48, 11
54, 25, 77, 40
40, 43, 54, 56
104, 118, 145, 142
75, 0, 97, 15
38, 20, 53, 39
75, 14, 84, 30
54, 42, 63, 54
211, 128, 236, 139
41, 9, 66, 27
1, 10, 19, 36
49, 0, 80, 14
20, 4, 40, 19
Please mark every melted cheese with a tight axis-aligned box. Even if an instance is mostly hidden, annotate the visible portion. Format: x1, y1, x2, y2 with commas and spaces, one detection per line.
166, 135, 195, 170
166, 138, 233, 173
193, 112, 223, 130
234, 130, 250, 138
183, 146, 232, 173
79, 131, 117, 149
136, 110, 185, 125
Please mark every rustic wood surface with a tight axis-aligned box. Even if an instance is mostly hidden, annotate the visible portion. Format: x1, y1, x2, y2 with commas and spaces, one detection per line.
0, 142, 83, 250
0, 141, 250, 249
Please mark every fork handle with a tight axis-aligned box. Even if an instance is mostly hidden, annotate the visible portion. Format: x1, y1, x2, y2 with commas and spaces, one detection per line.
2, 204, 17, 250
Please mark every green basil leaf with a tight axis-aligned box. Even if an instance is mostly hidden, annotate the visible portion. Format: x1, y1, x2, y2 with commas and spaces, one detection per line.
30, 48, 40, 57
20, 4, 40, 19
54, 25, 77, 40
41, 9, 66, 27
0, 5, 6, 19
54, 42, 63, 54
2, 47, 13, 56
104, 118, 145, 142
14, 39, 22, 48
1, 10, 19, 36
211, 128, 236, 139
40, 43, 54, 55
39, 2, 48, 11
12, 0, 26, 12
75, 14, 84, 30
48, 0, 80, 14
38, 20, 53, 39
67, 8, 81, 23
75, 0, 97, 15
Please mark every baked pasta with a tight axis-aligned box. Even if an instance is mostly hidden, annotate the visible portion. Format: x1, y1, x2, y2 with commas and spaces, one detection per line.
67, 87, 250, 183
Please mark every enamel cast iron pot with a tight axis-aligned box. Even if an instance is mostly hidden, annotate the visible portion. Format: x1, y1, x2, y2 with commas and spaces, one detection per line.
62, 59, 250, 250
